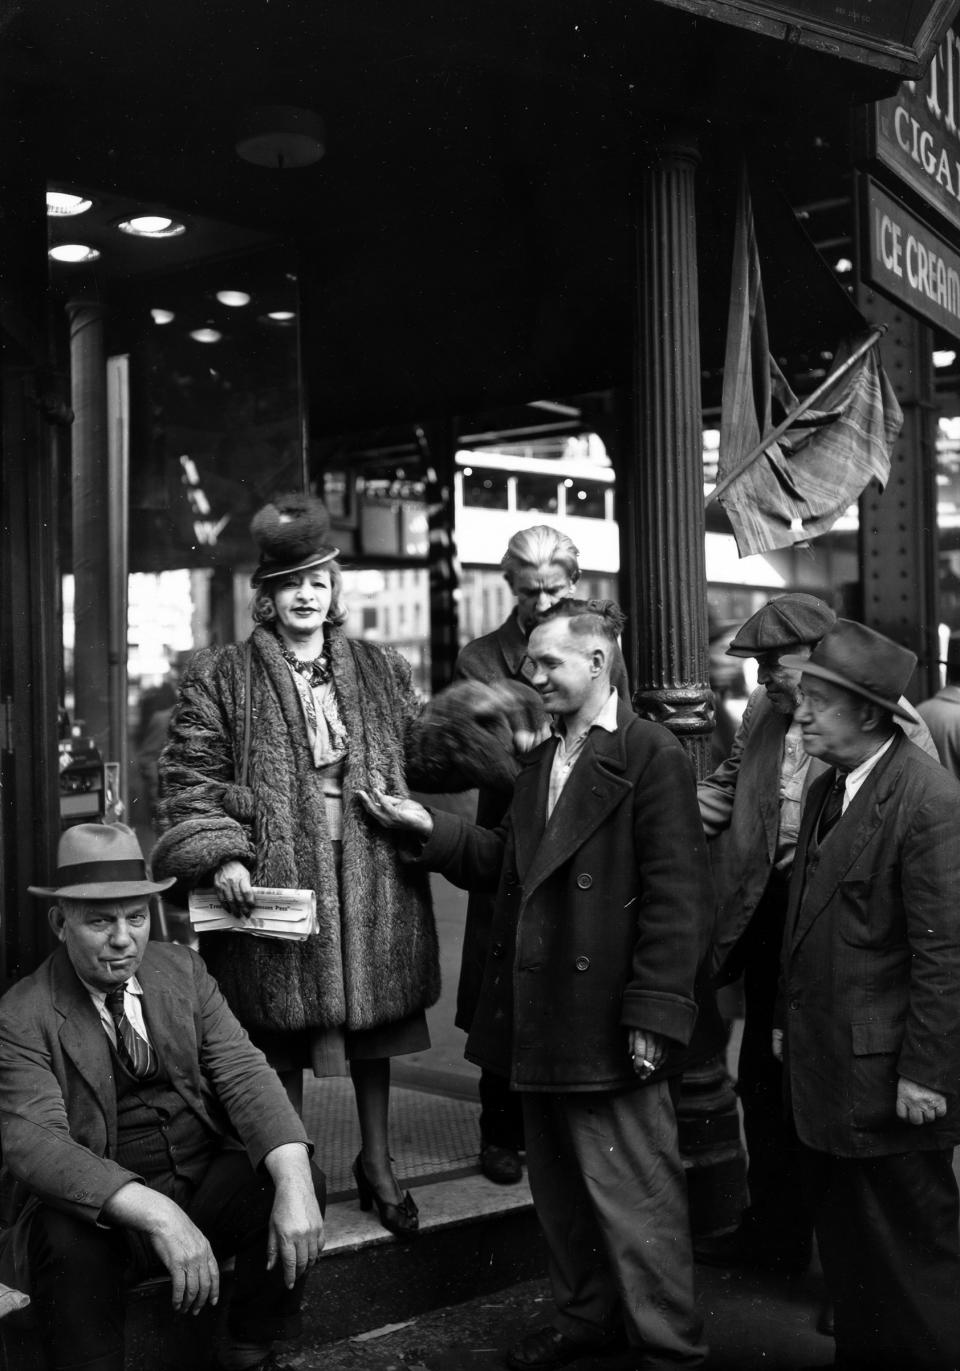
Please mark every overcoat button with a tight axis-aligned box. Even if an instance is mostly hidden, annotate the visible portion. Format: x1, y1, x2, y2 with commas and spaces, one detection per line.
492, 942, 505, 958
575, 955, 590, 971
576, 872, 593, 889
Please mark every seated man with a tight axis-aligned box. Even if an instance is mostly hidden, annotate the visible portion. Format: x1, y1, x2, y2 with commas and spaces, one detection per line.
0, 822, 325, 1371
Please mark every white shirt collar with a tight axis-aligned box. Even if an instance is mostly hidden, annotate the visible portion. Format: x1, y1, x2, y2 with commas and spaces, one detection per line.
79, 973, 144, 1006
553, 688, 619, 742
842, 733, 896, 809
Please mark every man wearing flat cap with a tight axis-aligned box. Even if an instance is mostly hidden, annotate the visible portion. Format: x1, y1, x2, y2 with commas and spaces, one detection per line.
776, 620, 960, 1370
0, 823, 325, 1371
696, 594, 935, 1278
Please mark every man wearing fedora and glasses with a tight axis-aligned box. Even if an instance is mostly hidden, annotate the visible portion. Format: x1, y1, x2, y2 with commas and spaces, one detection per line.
0, 823, 325, 1371
774, 620, 960, 1370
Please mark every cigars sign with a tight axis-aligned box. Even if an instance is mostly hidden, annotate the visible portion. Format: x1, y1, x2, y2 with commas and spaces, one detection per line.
857, 22, 960, 338
867, 26, 960, 234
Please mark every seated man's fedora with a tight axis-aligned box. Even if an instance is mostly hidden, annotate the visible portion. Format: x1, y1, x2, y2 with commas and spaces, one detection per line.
781, 619, 917, 723
28, 822, 176, 900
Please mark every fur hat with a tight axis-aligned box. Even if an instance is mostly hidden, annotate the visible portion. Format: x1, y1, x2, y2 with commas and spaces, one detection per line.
250, 492, 340, 586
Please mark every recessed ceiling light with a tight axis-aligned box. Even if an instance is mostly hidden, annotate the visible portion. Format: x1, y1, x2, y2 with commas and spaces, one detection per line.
117, 215, 186, 239
190, 327, 222, 344
151, 308, 175, 325
934, 349, 957, 368
264, 310, 296, 324
46, 191, 93, 217
48, 243, 101, 263
216, 290, 251, 307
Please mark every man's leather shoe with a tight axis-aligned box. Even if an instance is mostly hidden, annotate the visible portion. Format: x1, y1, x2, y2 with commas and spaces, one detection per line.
480, 1142, 523, 1184
504, 1324, 625, 1370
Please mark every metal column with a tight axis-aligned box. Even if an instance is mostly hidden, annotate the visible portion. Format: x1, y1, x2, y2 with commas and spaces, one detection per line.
629, 135, 714, 772
855, 292, 939, 699
0, 118, 63, 984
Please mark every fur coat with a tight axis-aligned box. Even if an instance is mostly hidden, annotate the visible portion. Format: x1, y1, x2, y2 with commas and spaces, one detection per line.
154, 624, 504, 1034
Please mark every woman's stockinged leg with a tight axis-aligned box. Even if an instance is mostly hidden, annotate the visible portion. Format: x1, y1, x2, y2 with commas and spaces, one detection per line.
350, 1056, 402, 1202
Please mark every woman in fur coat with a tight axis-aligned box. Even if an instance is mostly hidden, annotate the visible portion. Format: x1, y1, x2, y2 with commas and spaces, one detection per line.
154, 493, 521, 1239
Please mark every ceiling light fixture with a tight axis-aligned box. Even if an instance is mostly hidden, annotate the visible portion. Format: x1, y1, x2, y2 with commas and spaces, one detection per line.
190, 327, 222, 344
236, 105, 325, 170
46, 191, 93, 217
934, 349, 957, 368
266, 309, 296, 322
117, 215, 186, 239
216, 290, 251, 307
48, 243, 101, 263
151, 308, 175, 325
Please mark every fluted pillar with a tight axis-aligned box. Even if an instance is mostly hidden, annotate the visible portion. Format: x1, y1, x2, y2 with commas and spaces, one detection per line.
625, 130, 746, 1236
630, 134, 713, 774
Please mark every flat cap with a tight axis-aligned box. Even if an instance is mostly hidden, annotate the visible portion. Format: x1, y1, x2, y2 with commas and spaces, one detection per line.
726, 593, 836, 659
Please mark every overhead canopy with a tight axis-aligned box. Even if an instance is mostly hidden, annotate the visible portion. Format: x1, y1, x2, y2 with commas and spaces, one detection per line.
8, 0, 895, 433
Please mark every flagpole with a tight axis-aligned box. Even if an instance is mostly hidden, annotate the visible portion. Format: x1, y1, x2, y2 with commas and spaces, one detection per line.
705, 324, 887, 509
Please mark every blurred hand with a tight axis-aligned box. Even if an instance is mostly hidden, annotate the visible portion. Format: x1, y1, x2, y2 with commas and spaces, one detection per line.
357, 789, 434, 839
897, 1077, 947, 1127
627, 1028, 666, 1079
771, 1029, 784, 1062
213, 860, 255, 917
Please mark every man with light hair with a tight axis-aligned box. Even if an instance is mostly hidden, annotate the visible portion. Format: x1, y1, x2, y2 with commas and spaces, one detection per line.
453, 526, 628, 1184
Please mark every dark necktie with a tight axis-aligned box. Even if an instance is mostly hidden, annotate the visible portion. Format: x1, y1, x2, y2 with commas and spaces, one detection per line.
817, 769, 848, 842
104, 984, 156, 1078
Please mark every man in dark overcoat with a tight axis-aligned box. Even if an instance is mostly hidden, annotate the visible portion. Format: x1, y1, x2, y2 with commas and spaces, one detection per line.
776, 619, 960, 1370
362, 599, 712, 1371
452, 524, 628, 1184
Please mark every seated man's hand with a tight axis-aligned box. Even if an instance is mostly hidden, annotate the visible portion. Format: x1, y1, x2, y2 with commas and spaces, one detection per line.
771, 1028, 784, 1062
213, 859, 255, 917
102, 1182, 219, 1315
357, 788, 434, 840
627, 1028, 667, 1080
896, 1076, 948, 1127
264, 1143, 325, 1289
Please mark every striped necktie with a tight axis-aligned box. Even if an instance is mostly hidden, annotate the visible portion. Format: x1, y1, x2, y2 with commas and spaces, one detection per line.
104, 984, 156, 1078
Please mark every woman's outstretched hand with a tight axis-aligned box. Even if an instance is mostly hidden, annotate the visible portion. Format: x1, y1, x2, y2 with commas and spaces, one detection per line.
357, 789, 434, 840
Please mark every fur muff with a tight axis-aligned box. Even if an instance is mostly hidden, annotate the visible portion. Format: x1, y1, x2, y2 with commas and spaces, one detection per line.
154, 625, 517, 1034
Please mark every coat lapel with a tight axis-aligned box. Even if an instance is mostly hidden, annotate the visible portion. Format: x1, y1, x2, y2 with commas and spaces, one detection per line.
51, 948, 116, 1145
511, 738, 555, 879
520, 704, 632, 898
136, 950, 199, 1088
789, 734, 907, 950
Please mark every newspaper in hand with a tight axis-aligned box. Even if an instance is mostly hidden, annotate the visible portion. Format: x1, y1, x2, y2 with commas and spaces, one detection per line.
188, 887, 318, 941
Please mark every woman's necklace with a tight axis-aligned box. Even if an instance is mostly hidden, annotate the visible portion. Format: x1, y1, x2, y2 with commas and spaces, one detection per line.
277, 634, 332, 687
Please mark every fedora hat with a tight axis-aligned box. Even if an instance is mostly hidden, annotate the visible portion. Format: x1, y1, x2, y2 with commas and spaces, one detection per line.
250, 492, 339, 587
781, 619, 916, 722
28, 822, 176, 900
726, 593, 836, 658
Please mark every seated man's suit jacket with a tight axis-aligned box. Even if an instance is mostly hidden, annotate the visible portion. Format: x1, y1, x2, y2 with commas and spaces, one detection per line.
0, 941, 308, 1290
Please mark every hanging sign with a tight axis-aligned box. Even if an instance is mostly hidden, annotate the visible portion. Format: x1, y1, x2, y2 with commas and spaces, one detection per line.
864, 26, 960, 234
649, 1, 959, 77
859, 175, 960, 338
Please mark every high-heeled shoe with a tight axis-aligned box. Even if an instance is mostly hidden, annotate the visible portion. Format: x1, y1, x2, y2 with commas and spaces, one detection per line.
352, 1151, 419, 1240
